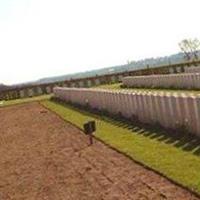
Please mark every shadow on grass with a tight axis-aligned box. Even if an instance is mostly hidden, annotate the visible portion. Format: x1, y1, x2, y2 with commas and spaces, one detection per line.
50, 99, 200, 156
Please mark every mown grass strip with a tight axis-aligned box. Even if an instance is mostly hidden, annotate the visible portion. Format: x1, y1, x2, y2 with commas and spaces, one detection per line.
41, 99, 200, 194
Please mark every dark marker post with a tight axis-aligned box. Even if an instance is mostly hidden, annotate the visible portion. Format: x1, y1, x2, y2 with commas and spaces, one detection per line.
83, 121, 96, 145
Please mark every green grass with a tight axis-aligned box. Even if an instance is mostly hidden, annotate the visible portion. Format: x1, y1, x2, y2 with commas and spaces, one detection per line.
95, 83, 200, 96
0, 94, 52, 107
42, 99, 200, 194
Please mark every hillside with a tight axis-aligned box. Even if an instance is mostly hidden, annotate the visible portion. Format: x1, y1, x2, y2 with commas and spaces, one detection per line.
0, 84, 9, 92
35, 52, 186, 84
3, 52, 200, 88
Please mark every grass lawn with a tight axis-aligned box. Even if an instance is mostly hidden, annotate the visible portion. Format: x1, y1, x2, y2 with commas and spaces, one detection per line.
94, 83, 200, 96
0, 94, 52, 107
42, 99, 200, 194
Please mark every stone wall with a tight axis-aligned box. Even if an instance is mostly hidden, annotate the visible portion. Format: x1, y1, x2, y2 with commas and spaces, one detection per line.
54, 87, 200, 137
122, 73, 200, 89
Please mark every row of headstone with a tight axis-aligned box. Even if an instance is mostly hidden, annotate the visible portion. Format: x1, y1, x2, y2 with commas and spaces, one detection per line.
21, 87, 52, 98
54, 87, 200, 137
1, 75, 119, 100
122, 73, 200, 89
185, 66, 200, 73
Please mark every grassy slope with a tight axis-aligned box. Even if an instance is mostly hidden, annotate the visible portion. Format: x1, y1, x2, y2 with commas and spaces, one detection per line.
95, 83, 200, 95
0, 94, 52, 107
42, 100, 200, 193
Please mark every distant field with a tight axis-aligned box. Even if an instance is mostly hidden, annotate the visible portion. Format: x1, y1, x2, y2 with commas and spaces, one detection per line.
94, 83, 200, 95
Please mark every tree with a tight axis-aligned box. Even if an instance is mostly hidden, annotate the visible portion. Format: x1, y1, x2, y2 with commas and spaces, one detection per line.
178, 38, 200, 61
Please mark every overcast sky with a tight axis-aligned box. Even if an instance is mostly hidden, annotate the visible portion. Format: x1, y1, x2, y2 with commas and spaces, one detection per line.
0, 0, 200, 85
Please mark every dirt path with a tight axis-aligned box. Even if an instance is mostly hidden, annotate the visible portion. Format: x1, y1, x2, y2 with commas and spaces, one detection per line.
0, 102, 199, 200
